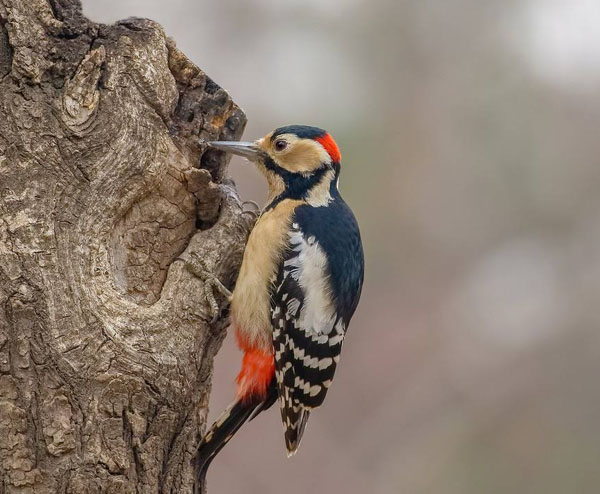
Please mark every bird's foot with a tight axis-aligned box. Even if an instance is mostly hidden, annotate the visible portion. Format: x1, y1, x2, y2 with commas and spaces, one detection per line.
241, 200, 261, 220
184, 252, 232, 320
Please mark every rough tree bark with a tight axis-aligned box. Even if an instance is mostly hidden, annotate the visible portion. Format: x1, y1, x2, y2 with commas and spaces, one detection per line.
0, 0, 251, 492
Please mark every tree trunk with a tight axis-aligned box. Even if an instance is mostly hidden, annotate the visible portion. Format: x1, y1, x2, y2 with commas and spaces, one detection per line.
0, 0, 250, 492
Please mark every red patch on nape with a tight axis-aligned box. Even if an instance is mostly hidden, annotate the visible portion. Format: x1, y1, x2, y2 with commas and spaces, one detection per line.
235, 348, 275, 402
316, 133, 342, 163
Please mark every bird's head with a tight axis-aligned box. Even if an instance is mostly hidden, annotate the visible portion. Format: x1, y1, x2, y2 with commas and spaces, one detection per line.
208, 125, 342, 205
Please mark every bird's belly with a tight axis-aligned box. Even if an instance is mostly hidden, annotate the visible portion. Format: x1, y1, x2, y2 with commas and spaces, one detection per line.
231, 259, 272, 351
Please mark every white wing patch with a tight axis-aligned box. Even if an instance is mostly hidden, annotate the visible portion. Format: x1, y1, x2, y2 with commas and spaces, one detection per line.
287, 228, 337, 335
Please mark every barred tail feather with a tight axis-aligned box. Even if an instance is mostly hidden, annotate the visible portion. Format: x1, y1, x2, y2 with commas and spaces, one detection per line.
280, 387, 311, 456
194, 400, 253, 494
193, 383, 278, 494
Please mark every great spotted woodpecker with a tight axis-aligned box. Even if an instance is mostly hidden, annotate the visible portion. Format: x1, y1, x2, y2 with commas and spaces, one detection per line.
194, 125, 364, 490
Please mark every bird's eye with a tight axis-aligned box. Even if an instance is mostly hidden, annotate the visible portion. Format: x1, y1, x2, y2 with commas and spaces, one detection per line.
274, 139, 287, 151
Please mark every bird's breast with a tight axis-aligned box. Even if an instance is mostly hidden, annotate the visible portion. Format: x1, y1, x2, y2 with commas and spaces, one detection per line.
231, 199, 303, 352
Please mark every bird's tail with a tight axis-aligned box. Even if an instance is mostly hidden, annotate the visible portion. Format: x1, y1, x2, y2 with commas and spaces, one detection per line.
194, 400, 254, 494
279, 387, 311, 456
194, 384, 277, 494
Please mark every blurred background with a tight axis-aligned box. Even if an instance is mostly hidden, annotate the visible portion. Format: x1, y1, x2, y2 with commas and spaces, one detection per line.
85, 1, 600, 493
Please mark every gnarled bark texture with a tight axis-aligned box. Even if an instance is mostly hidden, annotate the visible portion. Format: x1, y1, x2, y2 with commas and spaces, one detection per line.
0, 0, 251, 492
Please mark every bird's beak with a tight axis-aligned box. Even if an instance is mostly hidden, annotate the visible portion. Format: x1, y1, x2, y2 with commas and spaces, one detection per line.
207, 141, 260, 161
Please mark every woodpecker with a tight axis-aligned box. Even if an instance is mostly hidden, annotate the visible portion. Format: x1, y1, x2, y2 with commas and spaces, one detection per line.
194, 125, 364, 491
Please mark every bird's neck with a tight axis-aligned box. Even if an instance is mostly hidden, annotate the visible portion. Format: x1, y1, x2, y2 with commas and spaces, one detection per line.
264, 164, 340, 211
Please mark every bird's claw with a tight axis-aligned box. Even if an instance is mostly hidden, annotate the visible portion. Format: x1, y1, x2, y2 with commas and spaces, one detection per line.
184, 252, 232, 321
241, 200, 261, 219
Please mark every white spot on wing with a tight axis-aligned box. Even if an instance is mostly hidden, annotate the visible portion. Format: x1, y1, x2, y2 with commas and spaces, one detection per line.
318, 357, 333, 370
287, 298, 301, 316
309, 385, 322, 397
329, 333, 344, 346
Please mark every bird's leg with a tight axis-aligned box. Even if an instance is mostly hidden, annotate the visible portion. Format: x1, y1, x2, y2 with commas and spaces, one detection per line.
184, 252, 232, 320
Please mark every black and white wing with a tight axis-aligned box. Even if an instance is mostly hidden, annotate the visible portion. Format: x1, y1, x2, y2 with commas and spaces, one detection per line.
270, 222, 350, 455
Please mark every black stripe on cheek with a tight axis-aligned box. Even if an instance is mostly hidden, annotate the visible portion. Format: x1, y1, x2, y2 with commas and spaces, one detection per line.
263, 157, 329, 211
